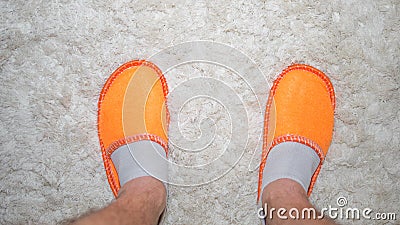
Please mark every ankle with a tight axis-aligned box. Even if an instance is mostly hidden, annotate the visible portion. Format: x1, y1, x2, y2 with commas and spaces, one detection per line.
118, 177, 166, 214
262, 178, 308, 206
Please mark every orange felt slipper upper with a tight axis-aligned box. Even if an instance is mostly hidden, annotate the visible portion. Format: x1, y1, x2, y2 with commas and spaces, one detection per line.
98, 60, 169, 197
258, 64, 335, 202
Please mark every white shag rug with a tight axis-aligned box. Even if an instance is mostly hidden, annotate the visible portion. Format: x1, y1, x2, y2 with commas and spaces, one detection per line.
0, 0, 399, 224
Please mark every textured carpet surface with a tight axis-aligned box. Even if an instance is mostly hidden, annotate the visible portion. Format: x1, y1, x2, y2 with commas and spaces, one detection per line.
1, 0, 399, 224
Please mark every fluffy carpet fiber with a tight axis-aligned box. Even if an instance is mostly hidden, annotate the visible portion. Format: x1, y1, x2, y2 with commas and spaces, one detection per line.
0, 0, 399, 224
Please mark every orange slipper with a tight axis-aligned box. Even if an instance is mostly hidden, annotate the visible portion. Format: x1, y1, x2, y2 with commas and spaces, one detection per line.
97, 60, 169, 197
257, 64, 335, 202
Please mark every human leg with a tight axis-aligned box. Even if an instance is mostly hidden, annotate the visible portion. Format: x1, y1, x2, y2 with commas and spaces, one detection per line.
258, 64, 337, 224
71, 177, 166, 225
69, 60, 169, 225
